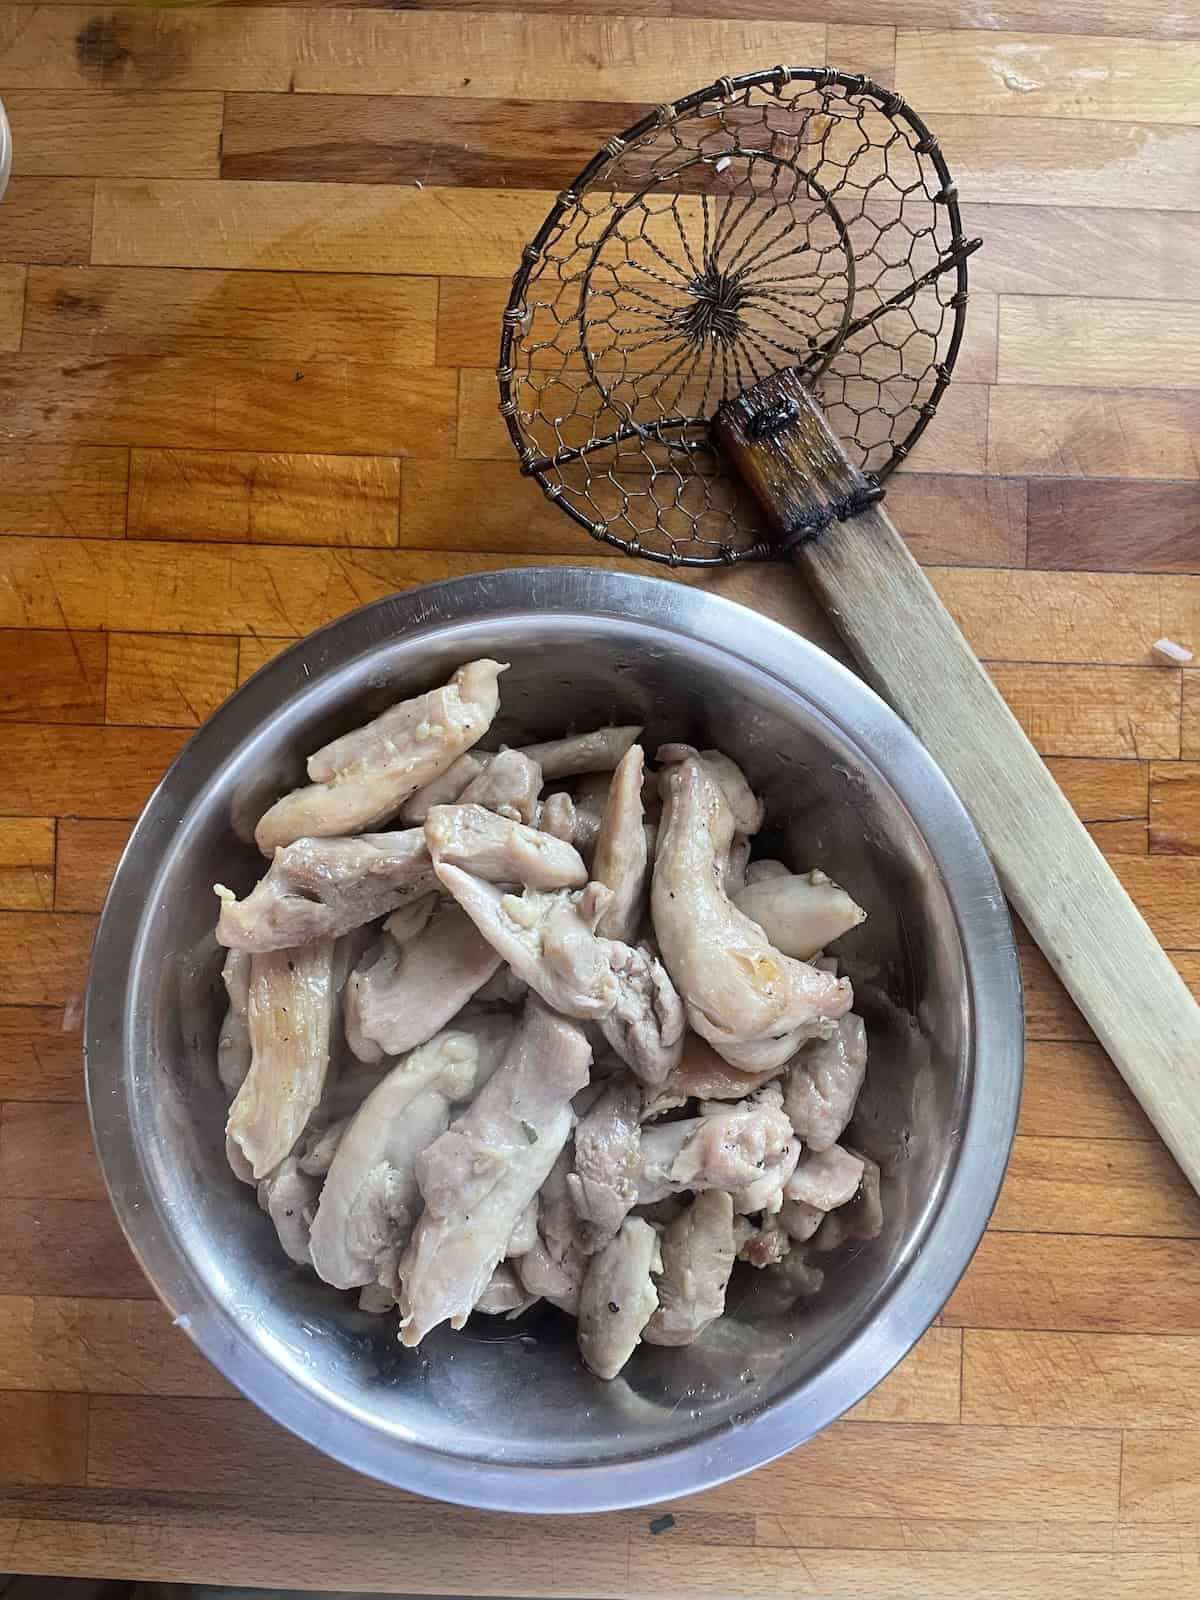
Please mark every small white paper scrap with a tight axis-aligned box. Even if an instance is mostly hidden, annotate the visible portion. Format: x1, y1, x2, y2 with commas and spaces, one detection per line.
1152, 637, 1194, 664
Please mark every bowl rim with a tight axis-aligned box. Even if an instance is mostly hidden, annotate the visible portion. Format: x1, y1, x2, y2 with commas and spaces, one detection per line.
85, 565, 1023, 1513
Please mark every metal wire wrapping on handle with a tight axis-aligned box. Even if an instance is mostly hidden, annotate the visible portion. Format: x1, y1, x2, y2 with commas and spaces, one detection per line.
497, 67, 979, 568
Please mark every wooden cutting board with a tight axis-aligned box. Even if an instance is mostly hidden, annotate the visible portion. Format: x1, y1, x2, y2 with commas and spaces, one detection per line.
0, 3, 1197, 1596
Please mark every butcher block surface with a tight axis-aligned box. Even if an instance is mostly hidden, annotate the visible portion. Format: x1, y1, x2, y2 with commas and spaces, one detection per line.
0, 1, 1198, 1594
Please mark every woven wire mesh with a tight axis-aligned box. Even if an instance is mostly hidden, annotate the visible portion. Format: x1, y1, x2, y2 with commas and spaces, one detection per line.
498, 68, 976, 567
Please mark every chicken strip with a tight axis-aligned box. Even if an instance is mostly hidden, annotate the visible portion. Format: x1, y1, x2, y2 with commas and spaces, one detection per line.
297, 1115, 348, 1177
779, 1196, 824, 1242
515, 1146, 588, 1315
812, 1151, 882, 1250
783, 1014, 868, 1152
308, 1015, 514, 1290
636, 1088, 794, 1205
690, 1017, 832, 1075
398, 999, 591, 1345
226, 939, 336, 1180
255, 659, 506, 852
518, 725, 641, 780
472, 964, 529, 1009
733, 869, 867, 962
424, 804, 587, 891
653, 758, 852, 1054
724, 835, 751, 899
591, 744, 649, 943
745, 858, 788, 885
435, 866, 617, 1020
217, 948, 252, 1098
567, 1077, 641, 1250
577, 1217, 661, 1380
641, 1033, 779, 1121
507, 1196, 539, 1258
457, 749, 543, 826
475, 1262, 539, 1317
733, 1137, 801, 1216
344, 898, 501, 1063
257, 1154, 321, 1265
597, 940, 685, 1087
215, 831, 436, 953
399, 752, 485, 824
538, 791, 577, 844
644, 1191, 735, 1347
734, 1216, 791, 1268
655, 744, 764, 835
786, 1144, 865, 1212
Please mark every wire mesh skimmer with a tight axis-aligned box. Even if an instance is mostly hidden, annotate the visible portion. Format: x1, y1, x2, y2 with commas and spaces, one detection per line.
497, 66, 980, 567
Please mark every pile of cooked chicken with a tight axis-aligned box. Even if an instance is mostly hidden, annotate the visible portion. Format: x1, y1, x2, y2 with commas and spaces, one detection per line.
214, 658, 877, 1381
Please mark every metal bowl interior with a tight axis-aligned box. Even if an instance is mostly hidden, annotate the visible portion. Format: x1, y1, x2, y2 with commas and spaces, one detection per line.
86, 567, 1021, 1512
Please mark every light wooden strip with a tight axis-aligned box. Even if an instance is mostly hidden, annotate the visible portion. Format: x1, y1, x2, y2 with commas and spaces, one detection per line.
0, 446, 127, 538
827, 24, 896, 85
1088, 819, 1148, 856
457, 366, 510, 461
992, 1135, 1200, 1237
969, 206, 1200, 300
946, 1233, 1200, 1334
0, 628, 106, 722
0, 1296, 230, 1395
701, 1421, 1119, 1522
989, 387, 1200, 480
1110, 856, 1200, 947
1027, 479, 1200, 575
1018, 929, 1091, 1042
24, 266, 438, 364
436, 276, 509, 366
0, 1007, 81, 1100
0, 1101, 103, 1198
1046, 758, 1148, 824
0, 355, 457, 455
0, 817, 54, 911
0, 262, 23, 351
129, 449, 401, 548
0, 1393, 86, 1485
1019, 1039, 1153, 1142
933, 567, 1200, 668
0, 913, 94, 1005
237, 635, 291, 686
896, 31, 1200, 125
999, 299, 1200, 391
754, 1512, 1200, 1554
105, 632, 238, 728
0, 176, 94, 265
844, 1326, 960, 1423
55, 820, 130, 914
92, 180, 551, 276
5, 90, 221, 179
1122, 1431, 1200, 1521
0, 1199, 148, 1298
885, 475, 1026, 568
965, 1330, 1200, 1427
1150, 762, 1200, 855
401, 459, 621, 556
988, 665, 1179, 761
1184, 674, 1200, 760
0, 725, 185, 818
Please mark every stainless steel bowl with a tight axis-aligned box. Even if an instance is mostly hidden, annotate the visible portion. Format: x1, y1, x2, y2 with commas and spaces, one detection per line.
86, 567, 1022, 1512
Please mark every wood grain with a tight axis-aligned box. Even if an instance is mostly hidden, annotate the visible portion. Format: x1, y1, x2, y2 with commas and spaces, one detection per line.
998, 299, 1200, 391
1020, 1040, 1154, 1142
992, 1136, 1200, 1237
1109, 857, 1200, 947
1018, 930, 1092, 1042
0, 1297, 231, 1396
1027, 479, 1200, 574
0, 914, 95, 1005
0, 629, 107, 722
969, 206, 1200, 300
54, 819, 129, 912
0, 177, 94, 265
0, 1102, 104, 1198
23, 266, 438, 363
1186, 674, 1200, 761
128, 448, 401, 547
963, 1330, 1200, 1426
844, 1326, 961, 1424
1047, 758, 1148, 824
987, 665, 1179, 760
401, 459, 618, 555
0, 1007, 81, 1100
1150, 763, 1200, 855
105, 632, 238, 728
0, 1392, 86, 1485
1122, 1432, 1200, 1522
884, 475, 1026, 568
0, 261, 24, 351
671, 0, 1197, 40
0, 1200, 148, 1299
5, 90, 221, 178
0, 445, 128, 538
0, 817, 55, 911
989, 387, 1200, 479
0, 725, 186, 817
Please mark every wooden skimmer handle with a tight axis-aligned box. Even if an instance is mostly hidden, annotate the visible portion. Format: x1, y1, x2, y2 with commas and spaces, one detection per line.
716, 370, 1200, 1195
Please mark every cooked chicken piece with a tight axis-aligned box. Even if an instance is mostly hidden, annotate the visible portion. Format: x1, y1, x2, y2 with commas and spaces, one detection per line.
708, 1019, 836, 1075
636, 1088, 794, 1205
591, 744, 649, 943
641, 1033, 780, 1121
425, 804, 587, 891
786, 1144, 865, 1212
358, 1280, 396, 1314
760, 1247, 825, 1307
345, 899, 501, 1063
779, 1196, 824, 1242
644, 1190, 735, 1346
655, 745, 764, 835
745, 858, 789, 886
435, 866, 617, 1020
567, 1077, 641, 1250
382, 893, 437, 946
653, 758, 852, 1055
257, 1155, 321, 1265
225, 1131, 256, 1185
255, 659, 506, 852
578, 1217, 661, 1379
297, 1115, 348, 1177
398, 752, 485, 825
733, 869, 867, 962
458, 749, 543, 826
733, 1137, 801, 1216
398, 999, 591, 1345
507, 1196, 539, 1258
812, 1151, 882, 1249
597, 940, 685, 1087
217, 948, 252, 1098
475, 1262, 539, 1316
784, 1014, 868, 1152
472, 964, 529, 1009
724, 835, 751, 899
226, 940, 336, 1180
308, 1015, 514, 1290
538, 791, 577, 844
519, 726, 642, 780
733, 1216, 792, 1268
515, 1146, 588, 1315
216, 831, 436, 954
